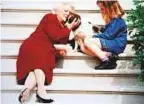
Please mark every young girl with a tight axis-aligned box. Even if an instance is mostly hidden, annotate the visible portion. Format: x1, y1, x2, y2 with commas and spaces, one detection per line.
77, 0, 127, 69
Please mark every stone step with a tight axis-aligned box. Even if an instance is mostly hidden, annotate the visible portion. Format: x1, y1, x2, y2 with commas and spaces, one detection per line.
1, 59, 140, 73
1, 26, 133, 40
1, 91, 144, 104
1, 54, 139, 70
0, 12, 132, 26
1, 12, 105, 25
1, 43, 134, 56
1, 13, 130, 27
1, 27, 34, 40
1, 75, 144, 93
55, 53, 138, 69
2, 0, 134, 11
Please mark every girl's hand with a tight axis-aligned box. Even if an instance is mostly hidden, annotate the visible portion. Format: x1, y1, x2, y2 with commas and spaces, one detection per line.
92, 24, 101, 32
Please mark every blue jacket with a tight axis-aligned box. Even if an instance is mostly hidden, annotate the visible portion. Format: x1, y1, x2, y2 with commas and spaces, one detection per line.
94, 17, 127, 54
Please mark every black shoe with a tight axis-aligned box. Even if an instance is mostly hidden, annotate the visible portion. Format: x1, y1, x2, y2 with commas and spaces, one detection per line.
18, 88, 29, 103
36, 93, 54, 103
109, 53, 119, 61
95, 60, 117, 70
94, 62, 104, 69
105, 62, 117, 69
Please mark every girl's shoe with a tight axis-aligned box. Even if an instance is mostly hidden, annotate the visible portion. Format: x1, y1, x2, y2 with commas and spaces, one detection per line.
109, 53, 119, 61
95, 60, 117, 69
95, 53, 118, 70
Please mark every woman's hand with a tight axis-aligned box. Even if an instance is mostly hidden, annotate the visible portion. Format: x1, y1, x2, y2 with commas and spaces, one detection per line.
67, 18, 81, 30
54, 44, 73, 56
56, 49, 67, 56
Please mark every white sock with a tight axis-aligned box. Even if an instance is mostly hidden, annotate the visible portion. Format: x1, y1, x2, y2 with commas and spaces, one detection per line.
106, 52, 112, 57
101, 57, 109, 62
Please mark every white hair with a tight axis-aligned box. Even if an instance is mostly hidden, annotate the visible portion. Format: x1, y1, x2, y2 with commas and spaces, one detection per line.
51, 2, 75, 14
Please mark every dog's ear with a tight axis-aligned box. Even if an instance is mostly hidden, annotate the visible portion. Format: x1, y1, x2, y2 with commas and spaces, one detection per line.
68, 12, 81, 31
68, 39, 75, 49
67, 12, 81, 24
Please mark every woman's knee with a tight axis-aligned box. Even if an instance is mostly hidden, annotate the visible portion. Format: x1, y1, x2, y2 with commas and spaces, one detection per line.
29, 71, 35, 75
34, 69, 46, 77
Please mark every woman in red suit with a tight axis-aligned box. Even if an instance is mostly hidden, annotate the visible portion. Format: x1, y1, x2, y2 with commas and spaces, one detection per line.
17, 3, 80, 103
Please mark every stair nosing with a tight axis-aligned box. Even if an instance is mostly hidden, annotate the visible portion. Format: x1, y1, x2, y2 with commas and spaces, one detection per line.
1, 89, 144, 95
0, 55, 135, 60
0, 39, 134, 44
1, 8, 131, 13
0, 69, 141, 77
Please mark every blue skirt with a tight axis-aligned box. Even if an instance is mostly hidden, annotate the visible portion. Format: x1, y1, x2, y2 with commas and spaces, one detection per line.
99, 38, 124, 54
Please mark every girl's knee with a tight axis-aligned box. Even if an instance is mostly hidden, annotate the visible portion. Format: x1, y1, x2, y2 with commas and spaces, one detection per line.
84, 38, 101, 48
80, 45, 85, 52
84, 38, 91, 46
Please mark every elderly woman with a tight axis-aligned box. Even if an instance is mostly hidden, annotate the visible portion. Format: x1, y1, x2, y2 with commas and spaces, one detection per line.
77, 0, 127, 69
17, 3, 80, 103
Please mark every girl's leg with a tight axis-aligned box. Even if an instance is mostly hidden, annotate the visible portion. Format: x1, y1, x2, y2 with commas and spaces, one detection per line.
19, 71, 37, 103
77, 39, 95, 56
83, 37, 111, 61
83, 37, 118, 69
84, 38, 117, 69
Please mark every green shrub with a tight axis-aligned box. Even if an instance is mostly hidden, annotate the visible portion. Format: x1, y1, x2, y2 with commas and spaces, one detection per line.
127, 0, 144, 82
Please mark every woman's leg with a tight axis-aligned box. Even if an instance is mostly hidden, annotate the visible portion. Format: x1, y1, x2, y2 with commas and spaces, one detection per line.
34, 69, 49, 99
19, 71, 37, 103
34, 69, 54, 103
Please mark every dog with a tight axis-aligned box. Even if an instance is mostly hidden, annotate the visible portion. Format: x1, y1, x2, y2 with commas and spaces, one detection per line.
65, 12, 99, 51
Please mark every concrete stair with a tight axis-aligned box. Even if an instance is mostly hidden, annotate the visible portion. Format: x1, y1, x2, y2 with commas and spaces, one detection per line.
1, 74, 144, 104
1, 0, 144, 104
2, 92, 144, 104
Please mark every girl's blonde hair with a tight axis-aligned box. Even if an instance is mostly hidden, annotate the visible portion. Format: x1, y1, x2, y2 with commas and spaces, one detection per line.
97, 0, 125, 24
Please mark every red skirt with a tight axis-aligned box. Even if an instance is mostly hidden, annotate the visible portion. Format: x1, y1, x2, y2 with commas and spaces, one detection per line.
16, 38, 56, 85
